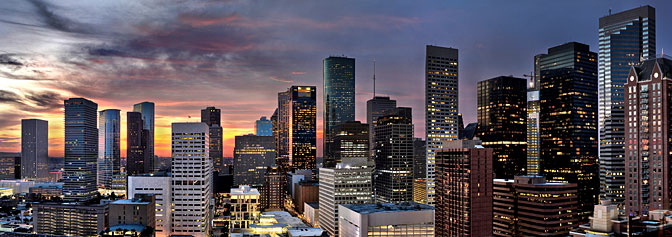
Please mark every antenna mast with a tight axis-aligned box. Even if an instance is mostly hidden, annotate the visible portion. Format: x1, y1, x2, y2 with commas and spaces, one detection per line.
373, 59, 376, 97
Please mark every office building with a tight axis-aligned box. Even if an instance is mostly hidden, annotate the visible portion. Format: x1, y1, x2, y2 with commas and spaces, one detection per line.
323, 56, 356, 168
127, 173, 172, 236
230, 185, 261, 229
255, 116, 273, 136
338, 202, 435, 237
539, 42, 598, 222
373, 107, 413, 203
233, 134, 276, 187
202, 106, 224, 172
33, 202, 109, 236
413, 178, 428, 204
527, 54, 544, 176
425, 45, 459, 205
599, 5, 656, 212
261, 166, 285, 211
21, 119, 48, 181
133, 102, 155, 170
277, 86, 317, 177
477, 76, 527, 178
98, 109, 121, 189
493, 176, 578, 236
294, 181, 318, 213
30, 182, 63, 199
171, 122, 212, 236
0, 152, 20, 179
304, 202, 319, 227
109, 194, 156, 234
435, 139, 492, 236
0, 179, 34, 194
127, 112, 151, 175
329, 121, 369, 166
366, 96, 397, 158
319, 158, 373, 237
624, 57, 672, 216
413, 138, 426, 179
63, 98, 98, 202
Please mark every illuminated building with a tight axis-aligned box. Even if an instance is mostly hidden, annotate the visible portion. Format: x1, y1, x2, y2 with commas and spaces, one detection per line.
323, 56, 356, 168
133, 102, 154, 171
413, 178, 427, 204
170, 122, 212, 236
98, 109, 121, 189
373, 107, 413, 203
539, 42, 598, 223
319, 158, 373, 237
33, 202, 109, 236
329, 121, 369, 165
235, 211, 323, 236
0, 152, 20, 179
255, 116, 273, 136
304, 202, 319, 227
127, 112, 151, 175
230, 185, 261, 230
30, 182, 63, 199
63, 98, 98, 202
477, 76, 527, 178
435, 139, 492, 236
599, 5, 655, 213
338, 202, 435, 237
425, 45, 459, 205
202, 106, 224, 172
261, 166, 285, 211
527, 54, 544, 176
277, 86, 317, 178
21, 119, 48, 182
624, 57, 672, 216
128, 173, 172, 236
493, 176, 578, 236
108, 194, 156, 233
233, 134, 276, 187
366, 96, 397, 158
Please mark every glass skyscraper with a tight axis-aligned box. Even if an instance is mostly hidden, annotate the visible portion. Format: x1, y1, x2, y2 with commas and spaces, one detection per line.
366, 96, 397, 158
373, 107, 414, 203
202, 106, 223, 172
98, 109, 120, 189
598, 5, 655, 212
126, 112, 151, 175
133, 102, 154, 170
323, 56, 355, 168
278, 86, 317, 178
21, 119, 48, 182
255, 116, 273, 136
539, 42, 598, 223
527, 54, 545, 176
63, 98, 98, 202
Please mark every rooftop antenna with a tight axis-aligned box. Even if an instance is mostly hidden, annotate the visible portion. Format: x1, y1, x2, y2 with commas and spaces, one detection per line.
609, 8, 612, 15
373, 58, 376, 97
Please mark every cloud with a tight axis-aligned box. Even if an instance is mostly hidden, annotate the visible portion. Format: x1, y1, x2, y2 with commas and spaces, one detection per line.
27, 0, 90, 33
270, 76, 293, 83
0, 54, 23, 66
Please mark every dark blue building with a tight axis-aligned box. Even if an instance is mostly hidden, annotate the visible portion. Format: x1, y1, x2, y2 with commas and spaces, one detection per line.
63, 98, 98, 202
323, 56, 355, 167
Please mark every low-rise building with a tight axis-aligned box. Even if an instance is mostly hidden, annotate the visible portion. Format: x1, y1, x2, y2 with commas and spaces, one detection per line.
230, 185, 261, 230
127, 172, 171, 236
304, 202, 319, 227
294, 181, 318, 213
33, 201, 109, 236
29, 182, 63, 199
338, 202, 434, 237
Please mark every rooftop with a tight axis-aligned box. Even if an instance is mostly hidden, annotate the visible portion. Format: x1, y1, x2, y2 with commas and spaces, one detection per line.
111, 199, 151, 205
341, 202, 434, 214
230, 185, 260, 195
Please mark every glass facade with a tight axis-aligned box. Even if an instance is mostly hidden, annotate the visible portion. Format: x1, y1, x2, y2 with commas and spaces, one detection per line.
323, 56, 356, 168
98, 109, 121, 189
133, 102, 155, 170
288, 86, 317, 178
255, 116, 273, 136
373, 107, 414, 203
63, 98, 98, 202
126, 111, 151, 175
20, 119, 49, 181
202, 107, 224, 172
233, 134, 276, 187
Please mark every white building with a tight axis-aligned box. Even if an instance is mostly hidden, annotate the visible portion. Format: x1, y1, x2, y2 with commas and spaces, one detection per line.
230, 185, 261, 230
304, 202, 319, 227
338, 202, 435, 237
127, 173, 172, 236
0, 179, 35, 194
171, 122, 213, 236
318, 158, 373, 237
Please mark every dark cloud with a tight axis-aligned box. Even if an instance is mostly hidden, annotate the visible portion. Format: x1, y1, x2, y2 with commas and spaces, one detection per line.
24, 90, 62, 109
0, 90, 21, 103
27, 0, 89, 33
87, 47, 126, 57
0, 54, 23, 66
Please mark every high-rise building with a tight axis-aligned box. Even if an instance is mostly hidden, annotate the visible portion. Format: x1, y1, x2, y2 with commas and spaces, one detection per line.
201, 106, 223, 172
127, 112, 151, 175
133, 102, 155, 170
493, 176, 578, 236
323, 56, 356, 168
233, 134, 276, 187
624, 57, 672, 216
329, 121, 369, 165
527, 54, 544, 176
477, 76, 527, 179
255, 116, 273, 136
373, 107, 413, 203
98, 109, 120, 189
63, 98, 98, 202
127, 173, 172, 236
598, 5, 656, 212
539, 42, 598, 222
230, 185, 261, 230
277, 86, 317, 177
261, 166, 285, 211
413, 138, 427, 179
366, 96, 396, 157
435, 139, 492, 236
338, 202, 435, 237
425, 45, 459, 205
318, 158, 373, 237
170, 122, 212, 236
21, 119, 48, 182
0, 152, 20, 179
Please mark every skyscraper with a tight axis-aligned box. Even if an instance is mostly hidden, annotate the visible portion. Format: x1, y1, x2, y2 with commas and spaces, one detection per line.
170, 122, 212, 236
133, 102, 155, 170
323, 56, 356, 168
127, 112, 151, 175
539, 42, 598, 222
255, 116, 273, 136
277, 86, 317, 178
201, 107, 223, 172
435, 139, 492, 236
598, 5, 655, 211
413, 138, 426, 179
527, 54, 545, 176
98, 109, 120, 189
329, 121, 369, 165
624, 57, 672, 216
373, 107, 414, 203
21, 119, 48, 182
63, 98, 98, 202
233, 134, 276, 187
477, 76, 527, 179
425, 45, 459, 205
366, 96, 397, 157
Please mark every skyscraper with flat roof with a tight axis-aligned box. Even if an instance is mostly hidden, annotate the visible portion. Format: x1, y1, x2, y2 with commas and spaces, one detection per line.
277, 86, 317, 178
323, 56, 356, 168
21, 119, 48, 182
133, 102, 155, 170
63, 98, 98, 202
98, 109, 120, 189
598, 5, 655, 212
373, 107, 414, 203
127, 112, 151, 175
233, 134, 276, 187
366, 96, 397, 157
202, 106, 223, 172
425, 45, 459, 205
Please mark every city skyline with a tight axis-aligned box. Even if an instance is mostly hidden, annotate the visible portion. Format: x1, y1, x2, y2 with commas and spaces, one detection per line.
1, 1, 672, 159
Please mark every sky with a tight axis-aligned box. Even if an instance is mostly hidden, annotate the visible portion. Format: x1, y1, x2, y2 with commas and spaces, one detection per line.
0, 0, 670, 158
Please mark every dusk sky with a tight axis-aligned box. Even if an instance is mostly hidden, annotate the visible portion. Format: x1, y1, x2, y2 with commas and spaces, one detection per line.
1, 0, 670, 157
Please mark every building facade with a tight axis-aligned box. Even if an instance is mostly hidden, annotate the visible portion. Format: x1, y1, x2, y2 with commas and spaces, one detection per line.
127, 112, 151, 175
233, 134, 276, 187
527, 54, 544, 176
425, 45, 459, 205
230, 185, 261, 230
109, 194, 156, 231
277, 86, 317, 177
323, 56, 356, 168
366, 96, 397, 158
0, 152, 20, 180
261, 166, 285, 211
21, 119, 48, 181
255, 116, 273, 136
373, 107, 414, 203
63, 98, 98, 202
202, 106, 224, 172
338, 202, 435, 237
33, 202, 109, 237
98, 109, 121, 189
133, 102, 155, 171
127, 173, 172, 236
329, 121, 369, 166
598, 5, 656, 212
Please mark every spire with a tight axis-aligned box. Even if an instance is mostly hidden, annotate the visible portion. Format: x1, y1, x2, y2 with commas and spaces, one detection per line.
373, 58, 376, 97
